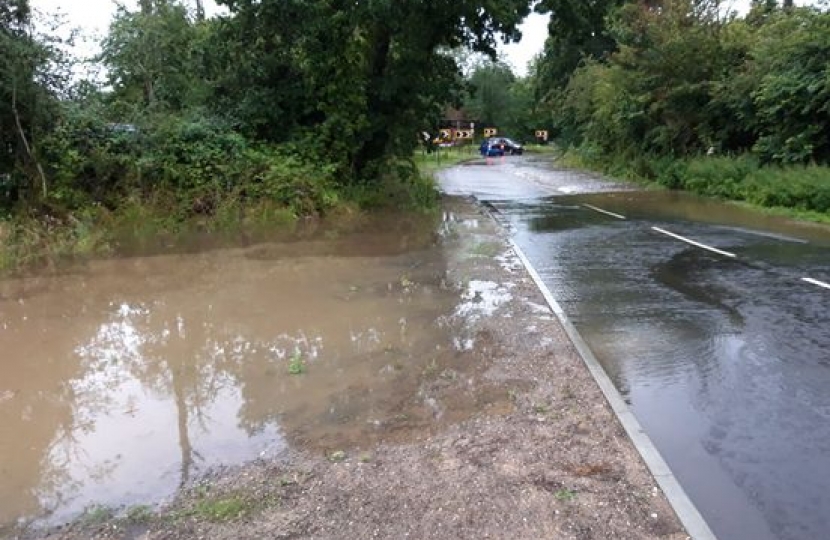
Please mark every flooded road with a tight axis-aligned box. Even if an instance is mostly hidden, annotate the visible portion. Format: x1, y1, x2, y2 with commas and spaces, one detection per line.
441, 157, 830, 540
0, 214, 503, 530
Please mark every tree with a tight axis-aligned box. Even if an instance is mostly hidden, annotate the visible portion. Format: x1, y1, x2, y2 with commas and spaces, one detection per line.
100, 0, 203, 112
749, 7, 830, 163
0, 0, 65, 202
213, 0, 533, 180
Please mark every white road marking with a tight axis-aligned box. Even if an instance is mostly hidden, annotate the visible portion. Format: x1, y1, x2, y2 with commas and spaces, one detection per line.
582, 204, 626, 220
802, 277, 830, 290
651, 227, 737, 258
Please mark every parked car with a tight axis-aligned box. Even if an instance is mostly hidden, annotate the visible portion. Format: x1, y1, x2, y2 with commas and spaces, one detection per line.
479, 138, 505, 157
479, 137, 523, 156
493, 137, 524, 155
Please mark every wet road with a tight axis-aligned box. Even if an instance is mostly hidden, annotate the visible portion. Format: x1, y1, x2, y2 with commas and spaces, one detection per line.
441, 157, 830, 540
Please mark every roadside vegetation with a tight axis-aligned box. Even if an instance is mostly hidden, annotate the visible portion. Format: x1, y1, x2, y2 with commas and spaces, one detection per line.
530, 0, 830, 219
4, 0, 829, 273
0, 0, 531, 272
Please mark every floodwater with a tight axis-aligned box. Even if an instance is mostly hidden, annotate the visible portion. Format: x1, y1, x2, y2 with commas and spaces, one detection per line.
453, 157, 830, 540
0, 212, 496, 530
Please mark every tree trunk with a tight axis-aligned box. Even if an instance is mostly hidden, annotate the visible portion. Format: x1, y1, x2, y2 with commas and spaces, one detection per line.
11, 83, 47, 199
352, 28, 392, 179
195, 0, 205, 21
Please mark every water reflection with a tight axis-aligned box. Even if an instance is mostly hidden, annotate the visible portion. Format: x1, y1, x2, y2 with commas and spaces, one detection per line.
0, 214, 465, 529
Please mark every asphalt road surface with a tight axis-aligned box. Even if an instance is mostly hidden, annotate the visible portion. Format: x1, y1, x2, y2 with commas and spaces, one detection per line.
440, 156, 830, 540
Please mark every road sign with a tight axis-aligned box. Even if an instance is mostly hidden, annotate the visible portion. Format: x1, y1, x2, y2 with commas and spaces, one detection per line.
439, 128, 452, 141
484, 127, 498, 137
535, 130, 549, 141
454, 129, 473, 140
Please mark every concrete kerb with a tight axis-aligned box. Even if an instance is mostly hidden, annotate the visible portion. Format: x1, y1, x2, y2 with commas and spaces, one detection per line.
507, 237, 718, 540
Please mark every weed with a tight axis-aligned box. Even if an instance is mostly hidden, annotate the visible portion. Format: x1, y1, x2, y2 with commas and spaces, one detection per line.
359, 452, 373, 463
187, 496, 249, 522
79, 505, 114, 525
328, 450, 347, 462
554, 488, 577, 502
125, 504, 154, 523
288, 351, 305, 375
533, 403, 550, 414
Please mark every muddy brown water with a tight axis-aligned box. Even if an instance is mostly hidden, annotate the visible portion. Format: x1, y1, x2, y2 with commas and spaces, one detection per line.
0, 212, 499, 529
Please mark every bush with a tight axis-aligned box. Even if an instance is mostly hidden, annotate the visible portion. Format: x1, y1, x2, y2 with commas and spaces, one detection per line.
679, 156, 758, 199
744, 166, 830, 213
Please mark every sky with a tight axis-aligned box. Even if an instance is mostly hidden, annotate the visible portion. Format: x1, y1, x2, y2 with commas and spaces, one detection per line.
31, 0, 550, 76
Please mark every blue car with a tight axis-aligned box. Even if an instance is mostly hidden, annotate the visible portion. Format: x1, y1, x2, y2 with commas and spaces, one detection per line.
479, 138, 505, 157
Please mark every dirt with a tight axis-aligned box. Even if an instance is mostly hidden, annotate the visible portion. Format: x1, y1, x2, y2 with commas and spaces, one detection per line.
25, 196, 689, 540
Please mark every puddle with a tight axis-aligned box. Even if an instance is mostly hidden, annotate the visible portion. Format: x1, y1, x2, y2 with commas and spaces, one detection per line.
0, 212, 501, 529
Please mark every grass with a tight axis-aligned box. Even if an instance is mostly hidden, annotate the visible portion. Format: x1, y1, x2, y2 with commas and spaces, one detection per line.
559, 146, 830, 225
125, 504, 155, 523
413, 146, 478, 175
78, 505, 114, 526
187, 496, 249, 522
554, 488, 577, 502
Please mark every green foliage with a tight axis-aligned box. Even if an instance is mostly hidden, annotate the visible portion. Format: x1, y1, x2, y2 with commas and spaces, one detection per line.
543, 1, 830, 167
187, 496, 249, 522
287, 351, 305, 375
748, 8, 830, 163
100, 0, 203, 111
463, 60, 540, 140
569, 148, 830, 215
0, 0, 67, 204
212, 0, 533, 179
534, 0, 830, 216
1, 0, 543, 271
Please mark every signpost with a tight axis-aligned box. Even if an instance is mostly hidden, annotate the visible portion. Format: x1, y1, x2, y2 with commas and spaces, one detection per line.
484, 127, 498, 137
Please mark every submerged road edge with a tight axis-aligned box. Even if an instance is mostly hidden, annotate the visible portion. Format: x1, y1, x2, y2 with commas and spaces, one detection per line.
508, 237, 718, 540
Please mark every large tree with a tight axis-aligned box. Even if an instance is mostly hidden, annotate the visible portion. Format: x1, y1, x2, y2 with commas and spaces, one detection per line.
213, 0, 533, 179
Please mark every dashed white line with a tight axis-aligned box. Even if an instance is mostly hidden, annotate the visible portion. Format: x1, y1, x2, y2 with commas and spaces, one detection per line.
582, 204, 626, 220
651, 227, 737, 258
802, 277, 830, 290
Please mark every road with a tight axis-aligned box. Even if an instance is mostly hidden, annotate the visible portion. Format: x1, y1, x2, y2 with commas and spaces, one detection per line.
440, 156, 830, 540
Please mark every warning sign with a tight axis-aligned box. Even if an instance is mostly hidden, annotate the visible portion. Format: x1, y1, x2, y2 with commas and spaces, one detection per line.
483, 128, 498, 137
439, 128, 453, 141
454, 129, 473, 140
535, 130, 549, 142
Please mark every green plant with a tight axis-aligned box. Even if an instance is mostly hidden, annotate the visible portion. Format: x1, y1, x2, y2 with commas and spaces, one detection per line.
328, 450, 347, 462
125, 504, 154, 523
79, 505, 114, 525
188, 496, 249, 522
288, 351, 305, 375
554, 488, 576, 502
